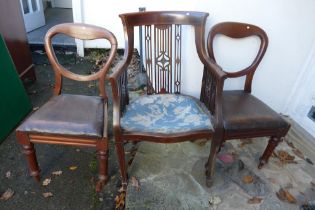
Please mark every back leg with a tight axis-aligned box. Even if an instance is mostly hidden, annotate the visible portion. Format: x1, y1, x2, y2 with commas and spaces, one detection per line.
258, 136, 282, 169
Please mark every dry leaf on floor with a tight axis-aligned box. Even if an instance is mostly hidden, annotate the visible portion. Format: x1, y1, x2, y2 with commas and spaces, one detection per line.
285, 140, 296, 149
275, 150, 297, 165
118, 187, 125, 193
52, 170, 62, 176
42, 178, 51, 186
248, 197, 263, 204
292, 148, 305, 159
276, 188, 297, 203
267, 178, 277, 184
131, 176, 140, 191
243, 175, 254, 184
0, 188, 14, 201
69, 166, 77, 171
209, 195, 221, 205
5, 171, 11, 178
239, 139, 253, 147
33, 106, 39, 111
42, 192, 53, 198
217, 153, 234, 164
115, 192, 125, 209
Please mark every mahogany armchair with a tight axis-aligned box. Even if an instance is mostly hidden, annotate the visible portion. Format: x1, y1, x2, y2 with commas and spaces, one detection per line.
203, 22, 291, 186
109, 11, 225, 189
16, 23, 117, 192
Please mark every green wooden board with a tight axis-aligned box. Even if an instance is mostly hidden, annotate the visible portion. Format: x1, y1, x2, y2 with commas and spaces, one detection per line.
0, 34, 31, 142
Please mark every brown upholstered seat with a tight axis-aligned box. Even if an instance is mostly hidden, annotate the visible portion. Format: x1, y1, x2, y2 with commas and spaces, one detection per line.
17, 94, 104, 137
222, 90, 289, 134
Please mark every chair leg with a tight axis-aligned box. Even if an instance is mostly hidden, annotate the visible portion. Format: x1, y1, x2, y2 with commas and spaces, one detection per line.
205, 138, 221, 187
16, 131, 40, 181
115, 140, 127, 190
258, 136, 283, 169
96, 140, 109, 192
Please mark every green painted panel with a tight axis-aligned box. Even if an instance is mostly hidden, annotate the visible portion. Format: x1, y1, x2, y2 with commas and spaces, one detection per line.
0, 35, 31, 142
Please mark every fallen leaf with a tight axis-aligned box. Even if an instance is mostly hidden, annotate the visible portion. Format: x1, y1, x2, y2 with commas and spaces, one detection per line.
69, 166, 77, 171
274, 150, 297, 165
42, 178, 51, 186
118, 187, 125, 193
239, 139, 253, 148
33, 106, 39, 111
285, 140, 296, 149
292, 148, 305, 159
243, 175, 254, 184
276, 188, 296, 203
0, 188, 14, 200
248, 197, 263, 204
115, 192, 125, 209
131, 176, 140, 191
217, 153, 234, 164
42, 192, 53, 198
52, 170, 62, 176
209, 195, 221, 205
5, 171, 11, 178
306, 158, 314, 165
267, 178, 277, 184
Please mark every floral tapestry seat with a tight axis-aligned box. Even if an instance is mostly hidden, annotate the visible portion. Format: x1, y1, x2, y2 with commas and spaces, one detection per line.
121, 94, 213, 134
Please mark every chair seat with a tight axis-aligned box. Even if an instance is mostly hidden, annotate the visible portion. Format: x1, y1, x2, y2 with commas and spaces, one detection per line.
17, 94, 105, 138
121, 94, 213, 134
223, 90, 290, 134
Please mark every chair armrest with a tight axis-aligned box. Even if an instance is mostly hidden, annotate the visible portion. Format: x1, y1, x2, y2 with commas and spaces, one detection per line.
109, 59, 130, 135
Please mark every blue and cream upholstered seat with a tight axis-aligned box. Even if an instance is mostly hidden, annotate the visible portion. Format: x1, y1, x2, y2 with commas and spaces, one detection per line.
121, 94, 213, 134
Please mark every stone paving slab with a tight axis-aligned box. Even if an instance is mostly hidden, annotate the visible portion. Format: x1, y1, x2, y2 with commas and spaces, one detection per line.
125, 137, 315, 210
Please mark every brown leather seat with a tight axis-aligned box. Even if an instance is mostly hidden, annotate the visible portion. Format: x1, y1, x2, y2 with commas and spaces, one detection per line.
17, 94, 104, 137
223, 90, 290, 134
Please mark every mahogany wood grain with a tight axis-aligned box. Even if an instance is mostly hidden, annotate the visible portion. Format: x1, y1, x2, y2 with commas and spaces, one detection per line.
16, 23, 117, 192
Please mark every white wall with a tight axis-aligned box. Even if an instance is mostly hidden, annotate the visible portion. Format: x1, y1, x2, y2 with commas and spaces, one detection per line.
74, 0, 315, 115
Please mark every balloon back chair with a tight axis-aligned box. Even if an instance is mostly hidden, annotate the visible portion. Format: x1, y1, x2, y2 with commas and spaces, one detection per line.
16, 23, 117, 192
203, 22, 291, 185
109, 11, 227, 189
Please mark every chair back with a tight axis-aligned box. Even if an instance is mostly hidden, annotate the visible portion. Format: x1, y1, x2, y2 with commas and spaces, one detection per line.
207, 22, 268, 92
44, 23, 117, 99
120, 11, 209, 94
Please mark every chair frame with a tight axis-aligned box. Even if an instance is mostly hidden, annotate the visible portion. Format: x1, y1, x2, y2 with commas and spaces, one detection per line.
16, 23, 117, 192
203, 22, 291, 185
109, 11, 227, 189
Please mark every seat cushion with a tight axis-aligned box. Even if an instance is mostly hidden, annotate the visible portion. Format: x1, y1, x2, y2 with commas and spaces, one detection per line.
223, 90, 290, 134
121, 94, 213, 134
17, 94, 104, 137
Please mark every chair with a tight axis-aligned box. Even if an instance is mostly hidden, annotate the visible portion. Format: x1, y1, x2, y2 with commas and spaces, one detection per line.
203, 22, 291, 186
109, 11, 225, 189
15, 23, 117, 192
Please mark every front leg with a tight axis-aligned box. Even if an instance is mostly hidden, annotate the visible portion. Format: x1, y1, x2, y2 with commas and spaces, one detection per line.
205, 137, 221, 187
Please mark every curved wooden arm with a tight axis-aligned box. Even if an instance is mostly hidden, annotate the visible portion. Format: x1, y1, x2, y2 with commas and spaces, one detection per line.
194, 21, 226, 143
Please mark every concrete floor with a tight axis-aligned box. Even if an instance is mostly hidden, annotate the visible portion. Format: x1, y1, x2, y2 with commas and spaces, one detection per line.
125, 136, 315, 209
27, 8, 75, 46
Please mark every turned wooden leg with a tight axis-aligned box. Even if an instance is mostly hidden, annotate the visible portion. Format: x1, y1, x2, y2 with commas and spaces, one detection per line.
115, 140, 127, 190
95, 140, 109, 192
258, 136, 283, 169
16, 131, 40, 181
22, 144, 41, 181
205, 138, 221, 187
